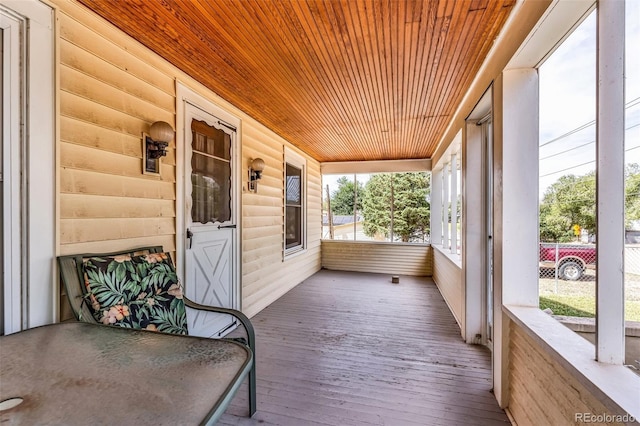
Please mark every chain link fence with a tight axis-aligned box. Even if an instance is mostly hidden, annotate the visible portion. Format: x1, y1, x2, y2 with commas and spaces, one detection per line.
539, 242, 640, 289
539, 243, 596, 283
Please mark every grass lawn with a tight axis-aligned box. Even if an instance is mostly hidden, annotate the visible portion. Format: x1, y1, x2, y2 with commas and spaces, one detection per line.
539, 294, 640, 321
539, 271, 640, 321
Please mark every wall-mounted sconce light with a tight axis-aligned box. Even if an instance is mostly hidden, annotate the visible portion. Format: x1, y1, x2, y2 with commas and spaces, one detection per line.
143, 121, 174, 175
248, 158, 265, 192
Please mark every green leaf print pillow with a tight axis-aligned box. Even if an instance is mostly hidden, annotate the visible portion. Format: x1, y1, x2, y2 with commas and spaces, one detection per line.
82, 252, 188, 335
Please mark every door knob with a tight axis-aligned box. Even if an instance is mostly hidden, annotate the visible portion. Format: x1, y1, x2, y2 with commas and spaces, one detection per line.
186, 229, 193, 249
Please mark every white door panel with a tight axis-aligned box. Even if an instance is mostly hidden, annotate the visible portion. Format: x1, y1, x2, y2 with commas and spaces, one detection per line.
186, 230, 234, 336
183, 102, 238, 338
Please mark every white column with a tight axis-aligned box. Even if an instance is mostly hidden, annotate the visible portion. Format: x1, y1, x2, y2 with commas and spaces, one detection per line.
596, 0, 625, 365
491, 69, 539, 408
450, 154, 458, 254
431, 168, 443, 245
501, 69, 539, 307
463, 123, 484, 343
442, 163, 450, 249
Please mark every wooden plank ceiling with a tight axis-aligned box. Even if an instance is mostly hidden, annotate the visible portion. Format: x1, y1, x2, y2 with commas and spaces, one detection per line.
78, 0, 515, 162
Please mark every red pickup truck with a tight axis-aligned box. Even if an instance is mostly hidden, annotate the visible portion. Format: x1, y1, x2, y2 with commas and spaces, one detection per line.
539, 243, 596, 281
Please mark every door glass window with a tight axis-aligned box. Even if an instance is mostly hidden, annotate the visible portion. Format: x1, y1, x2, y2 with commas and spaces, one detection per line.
191, 119, 231, 224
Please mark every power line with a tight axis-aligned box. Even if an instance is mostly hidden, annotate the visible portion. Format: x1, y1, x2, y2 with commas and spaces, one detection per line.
540, 140, 595, 160
539, 122, 640, 160
540, 190, 640, 205
541, 144, 640, 177
539, 97, 640, 148
540, 159, 598, 178
540, 124, 640, 177
540, 121, 595, 148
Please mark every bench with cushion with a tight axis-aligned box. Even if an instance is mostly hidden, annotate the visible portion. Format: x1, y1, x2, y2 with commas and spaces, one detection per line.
57, 246, 256, 421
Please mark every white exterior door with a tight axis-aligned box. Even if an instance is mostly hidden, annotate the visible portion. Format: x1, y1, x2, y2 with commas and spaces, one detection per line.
183, 102, 238, 337
1, 1, 54, 334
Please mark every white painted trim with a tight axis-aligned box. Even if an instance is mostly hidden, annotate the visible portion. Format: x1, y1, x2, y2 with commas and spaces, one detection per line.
430, 169, 442, 245
507, 0, 596, 69
432, 244, 461, 269
442, 163, 450, 250
322, 239, 430, 248
1, 0, 55, 332
463, 122, 484, 344
501, 69, 539, 307
175, 81, 242, 310
1, 8, 24, 333
487, 73, 505, 408
595, 0, 625, 365
321, 158, 430, 175
432, 130, 462, 172
450, 154, 458, 255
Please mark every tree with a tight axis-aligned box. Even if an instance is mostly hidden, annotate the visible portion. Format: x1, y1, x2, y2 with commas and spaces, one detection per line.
539, 165, 640, 242
539, 172, 595, 242
625, 163, 640, 226
362, 172, 430, 242
330, 176, 363, 215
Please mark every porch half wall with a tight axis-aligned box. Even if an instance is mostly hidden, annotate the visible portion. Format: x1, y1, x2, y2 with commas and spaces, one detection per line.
53, 0, 321, 320
432, 247, 463, 332
321, 240, 432, 277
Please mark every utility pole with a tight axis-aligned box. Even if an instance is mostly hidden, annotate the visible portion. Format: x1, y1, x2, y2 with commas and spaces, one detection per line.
326, 184, 334, 239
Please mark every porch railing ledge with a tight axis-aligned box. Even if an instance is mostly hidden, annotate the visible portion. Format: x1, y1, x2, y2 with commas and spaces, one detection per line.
321, 239, 431, 247
431, 243, 462, 269
503, 304, 640, 422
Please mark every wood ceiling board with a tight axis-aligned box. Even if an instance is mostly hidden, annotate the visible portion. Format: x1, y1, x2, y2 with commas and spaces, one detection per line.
77, 0, 514, 162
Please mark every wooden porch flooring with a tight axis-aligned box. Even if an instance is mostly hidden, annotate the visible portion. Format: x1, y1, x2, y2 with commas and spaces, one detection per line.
220, 270, 509, 425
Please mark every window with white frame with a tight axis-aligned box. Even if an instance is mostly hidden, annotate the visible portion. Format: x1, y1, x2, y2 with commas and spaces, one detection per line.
321, 172, 430, 243
431, 142, 461, 258
494, 1, 638, 414
503, 0, 635, 369
538, 10, 597, 334
284, 148, 306, 256
536, 5, 640, 356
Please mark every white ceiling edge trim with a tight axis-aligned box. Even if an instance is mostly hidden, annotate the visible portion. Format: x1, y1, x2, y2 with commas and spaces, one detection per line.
507, 0, 595, 70
321, 158, 431, 175
432, 130, 462, 172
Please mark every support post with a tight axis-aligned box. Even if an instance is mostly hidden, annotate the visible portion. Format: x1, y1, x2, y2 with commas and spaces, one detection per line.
596, 0, 625, 365
451, 154, 458, 255
442, 163, 450, 249
431, 169, 443, 245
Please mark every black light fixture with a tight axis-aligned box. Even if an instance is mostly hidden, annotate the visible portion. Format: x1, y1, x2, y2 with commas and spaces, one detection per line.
248, 158, 265, 192
143, 121, 174, 174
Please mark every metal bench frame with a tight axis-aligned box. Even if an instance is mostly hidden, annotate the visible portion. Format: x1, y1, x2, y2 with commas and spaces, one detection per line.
57, 246, 256, 420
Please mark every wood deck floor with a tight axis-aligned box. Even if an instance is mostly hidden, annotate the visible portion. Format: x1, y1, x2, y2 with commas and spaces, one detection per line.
220, 270, 509, 425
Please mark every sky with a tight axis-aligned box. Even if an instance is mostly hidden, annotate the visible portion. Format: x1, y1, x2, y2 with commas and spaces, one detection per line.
539, 4, 640, 197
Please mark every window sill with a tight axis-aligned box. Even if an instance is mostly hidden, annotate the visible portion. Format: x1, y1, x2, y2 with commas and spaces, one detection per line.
283, 247, 307, 261
431, 244, 462, 269
503, 305, 640, 421
320, 239, 430, 247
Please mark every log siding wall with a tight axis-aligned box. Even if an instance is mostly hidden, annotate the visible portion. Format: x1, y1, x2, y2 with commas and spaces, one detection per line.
321, 241, 432, 276
508, 322, 622, 426
432, 248, 463, 330
54, 0, 320, 319
241, 126, 322, 318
